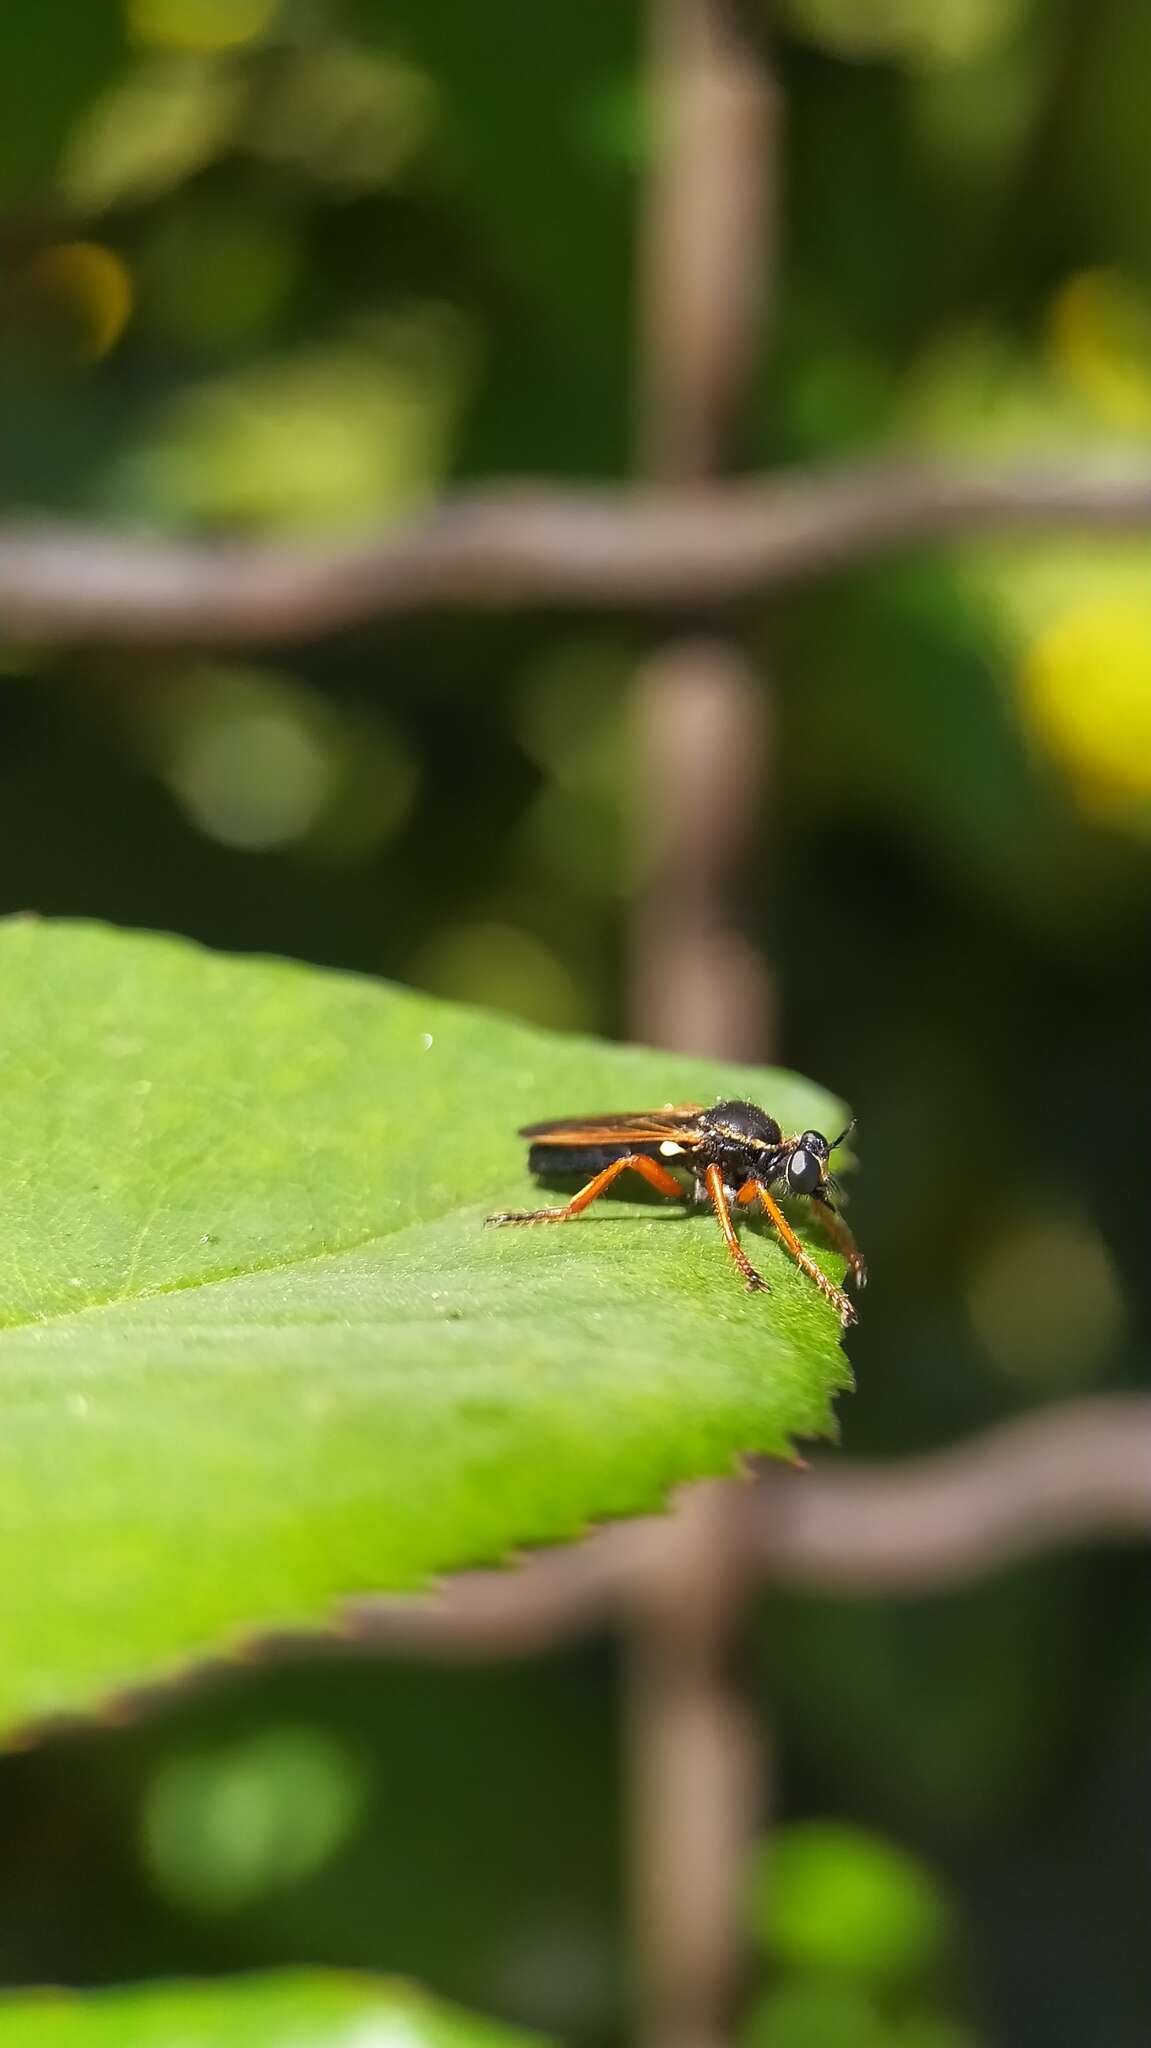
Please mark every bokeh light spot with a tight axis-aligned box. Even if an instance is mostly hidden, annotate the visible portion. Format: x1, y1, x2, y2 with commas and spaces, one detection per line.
747, 1976, 979, 2048
62, 57, 241, 208
28, 241, 134, 360
129, 0, 278, 54
134, 665, 344, 851
133, 304, 472, 532
410, 922, 587, 1032
1020, 598, 1151, 829
967, 1205, 1127, 1384
251, 44, 438, 191
142, 200, 301, 353
779, 0, 1028, 69
1048, 269, 1151, 433
140, 1725, 367, 1913
173, 705, 335, 849
752, 1821, 951, 1987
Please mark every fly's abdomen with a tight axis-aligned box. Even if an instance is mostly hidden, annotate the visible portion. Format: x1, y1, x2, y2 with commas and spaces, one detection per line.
528, 1140, 683, 1179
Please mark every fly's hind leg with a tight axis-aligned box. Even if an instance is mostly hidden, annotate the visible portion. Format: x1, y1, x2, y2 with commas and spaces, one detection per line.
486, 1152, 684, 1226
812, 1191, 867, 1294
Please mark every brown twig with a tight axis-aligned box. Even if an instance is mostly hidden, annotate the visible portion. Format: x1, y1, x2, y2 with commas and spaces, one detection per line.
630, 640, 771, 1059
748, 1394, 1151, 1592
627, 6, 779, 2043
2, 459, 1151, 644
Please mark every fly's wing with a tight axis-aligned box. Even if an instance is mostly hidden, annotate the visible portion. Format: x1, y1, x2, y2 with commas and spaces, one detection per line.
520, 1107, 704, 1183
518, 1106, 703, 1145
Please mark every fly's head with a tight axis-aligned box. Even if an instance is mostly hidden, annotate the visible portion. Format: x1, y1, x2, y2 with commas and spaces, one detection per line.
780, 1119, 855, 1200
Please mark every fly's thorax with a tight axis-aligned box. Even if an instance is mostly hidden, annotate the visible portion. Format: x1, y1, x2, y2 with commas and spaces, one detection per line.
697, 1100, 783, 1190
699, 1099, 783, 1148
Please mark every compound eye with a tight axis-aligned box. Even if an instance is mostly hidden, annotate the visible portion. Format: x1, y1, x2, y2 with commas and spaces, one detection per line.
787, 1148, 821, 1195
799, 1129, 830, 1160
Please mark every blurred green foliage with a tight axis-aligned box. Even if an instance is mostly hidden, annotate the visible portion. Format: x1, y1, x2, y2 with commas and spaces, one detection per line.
0, 1, 1147, 2045
744, 1820, 975, 2048
0, 1966, 544, 2048
751, 1822, 952, 1987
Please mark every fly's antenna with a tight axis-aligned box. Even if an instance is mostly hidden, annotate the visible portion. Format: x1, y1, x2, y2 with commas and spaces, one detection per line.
830, 1118, 856, 1151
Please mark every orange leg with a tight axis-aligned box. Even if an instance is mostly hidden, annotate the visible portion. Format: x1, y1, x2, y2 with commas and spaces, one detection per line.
754, 1183, 856, 1326
705, 1163, 770, 1292
814, 1199, 867, 1294
486, 1151, 684, 1226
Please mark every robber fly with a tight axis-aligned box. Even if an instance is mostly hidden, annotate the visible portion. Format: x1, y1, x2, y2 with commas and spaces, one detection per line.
486, 1098, 866, 1327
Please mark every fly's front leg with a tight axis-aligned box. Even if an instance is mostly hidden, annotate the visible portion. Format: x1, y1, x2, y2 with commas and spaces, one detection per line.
486, 1152, 684, 1226
754, 1184, 857, 1326
704, 1164, 770, 1292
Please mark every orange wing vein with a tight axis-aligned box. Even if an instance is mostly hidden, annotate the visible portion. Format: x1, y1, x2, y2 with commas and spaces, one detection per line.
518, 1106, 703, 1145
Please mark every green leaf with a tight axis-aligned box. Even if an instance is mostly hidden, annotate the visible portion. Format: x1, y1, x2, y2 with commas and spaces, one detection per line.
0, 1969, 543, 2048
0, 919, 852, 1731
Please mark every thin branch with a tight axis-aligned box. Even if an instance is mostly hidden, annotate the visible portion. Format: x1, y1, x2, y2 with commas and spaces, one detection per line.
637, 0, 778, 480
3, 458, 1151, 644
627, 3, 779, 2040
348, 1398, 1151, 1655
749, 1394, 1151, 1593
630, 641, 771, 1058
